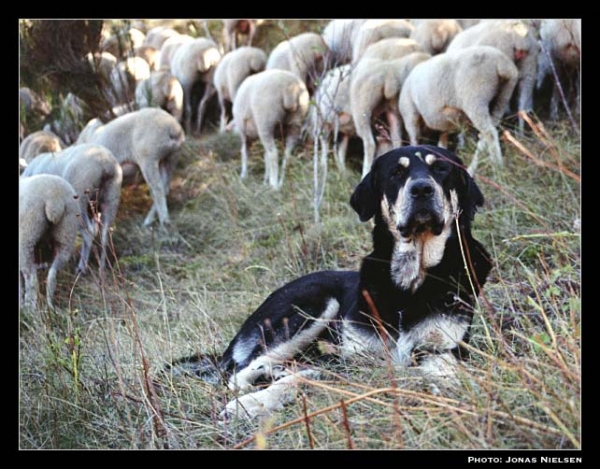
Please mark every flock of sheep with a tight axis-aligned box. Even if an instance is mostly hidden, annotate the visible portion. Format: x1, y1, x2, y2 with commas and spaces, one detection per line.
18, 18, 581, 310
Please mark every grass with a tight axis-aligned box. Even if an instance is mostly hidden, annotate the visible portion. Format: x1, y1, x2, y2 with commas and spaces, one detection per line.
19, 111, 581, 450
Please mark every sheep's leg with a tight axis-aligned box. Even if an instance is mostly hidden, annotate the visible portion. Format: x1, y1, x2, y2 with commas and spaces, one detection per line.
386, 110, 402, 148
76, 207, 98, 274
140, 161, 170, 226
437, 132, 450, 149
517, 68, 536, 135
240, 135, 250, 180
279, 127, 301, 189
47, 229, 78, 309
549, 85, 560, 121
183, 84, 194, 135
264, 140, 279, 189
354, 114, 376, 178
399, 100, 420, 147
257, 124, 279, 188
468, 126, 501, 176
336, 134, 349, 172
21, 265, 38, 311
77, 226, 93, 275
218, 97, 228, 133
195, 83, 217, 136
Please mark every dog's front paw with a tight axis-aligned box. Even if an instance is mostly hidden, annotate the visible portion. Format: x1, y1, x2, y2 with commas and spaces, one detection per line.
220, 391, 283, 421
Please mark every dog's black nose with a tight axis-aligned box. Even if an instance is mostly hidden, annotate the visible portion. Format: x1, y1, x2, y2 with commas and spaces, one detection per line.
410, 180, 434, 199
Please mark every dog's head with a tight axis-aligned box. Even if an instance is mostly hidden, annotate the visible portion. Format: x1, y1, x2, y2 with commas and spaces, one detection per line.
351, 145, 484, 233
350, 146, 485, 290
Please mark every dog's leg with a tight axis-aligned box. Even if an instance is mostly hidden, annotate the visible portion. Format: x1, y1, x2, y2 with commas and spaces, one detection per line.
221, 368, 321, 420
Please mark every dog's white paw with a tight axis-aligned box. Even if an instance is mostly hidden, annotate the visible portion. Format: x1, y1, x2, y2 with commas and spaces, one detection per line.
220, 390, 283, 421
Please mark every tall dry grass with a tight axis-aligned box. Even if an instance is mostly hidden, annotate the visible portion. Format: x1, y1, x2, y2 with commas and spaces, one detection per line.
19, 110, 580, 449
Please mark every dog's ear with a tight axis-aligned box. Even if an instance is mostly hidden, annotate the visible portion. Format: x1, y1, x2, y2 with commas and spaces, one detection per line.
457, 165, 485, 225
350, 171, 378, 222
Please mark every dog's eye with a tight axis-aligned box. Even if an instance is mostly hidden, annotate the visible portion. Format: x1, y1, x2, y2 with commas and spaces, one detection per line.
431, 161, 450, 175
392, 166, 406, 178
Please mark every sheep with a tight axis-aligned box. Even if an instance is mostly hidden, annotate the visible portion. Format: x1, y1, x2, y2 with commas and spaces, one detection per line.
21, 143, 123, 275
109, 56, 151, 105
399, 45, 519, 174
19, 174, 79, 310
170, 37, 222, 135
19, 130, 63, 170
101, 27, 146, 58
213, 46, 268, 132
446, 19, 540, 133
142, 26, 180, 51
157, 33, 195, 70
43, 92, 87, 145
135, 45, 160, 71
360, 37, 424, 61
222, 19, 261, 52
86, 51, 118, 84
76, 107, 185, 226
19, 87, 51, 138
310, 64, 355, 171
266, 32, 330, 95
135, 69, 184, 123
352, 19, 414, 63
409, 19, 463, 55
321, 19, 366, 65
536, 19, 581, 121
351, 52, 432, 177
231, 69, 309, 189
456, 19, 481, 30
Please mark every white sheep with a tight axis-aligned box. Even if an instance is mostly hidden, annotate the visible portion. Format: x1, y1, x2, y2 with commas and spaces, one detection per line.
76, 108, 185, 226
19, 174, 79, 310
399, 45, 519, 174
101, 27, 146, 58
457, 19, 481, 30
157, 33, 194, 70
536, 19, 581, 121
19, 87, 51, 138
21, 143, 123, 274
135, 69, 184, 123
109, 56, 151, 105
135, 45, 160, 71
446, 19, 540, 133
352, 19, 414, 63
43, 92, 86, 145
142, 26, 180, 51
231, 69, 309, 189
86, 51, 118, 84
409, 19, 463, 55
321, 19, 366, 65
310, 64, 355, 171
170, 37, 222, 135
351, 52, 432, 177
222, 19, 261, 52
360, 37, 424, 61
266, 32, 330, 95
213, 46, 267, 132
19, 130, 63, 169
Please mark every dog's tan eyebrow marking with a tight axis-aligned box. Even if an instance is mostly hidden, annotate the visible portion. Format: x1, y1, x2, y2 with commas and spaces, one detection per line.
425, 153, 437, 165
399, 156, 410, 168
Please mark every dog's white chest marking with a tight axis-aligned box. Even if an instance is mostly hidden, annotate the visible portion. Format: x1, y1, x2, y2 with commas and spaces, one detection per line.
341, 314, 469, 366
394, 314, 469, 366
382, 188, 459, 292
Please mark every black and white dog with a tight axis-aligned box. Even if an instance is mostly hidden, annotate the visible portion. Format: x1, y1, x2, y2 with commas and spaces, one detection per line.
171, 145, 492, 419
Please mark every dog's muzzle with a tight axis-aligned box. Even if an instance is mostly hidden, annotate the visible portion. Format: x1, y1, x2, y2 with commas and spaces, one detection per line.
397, 180, 445, 237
